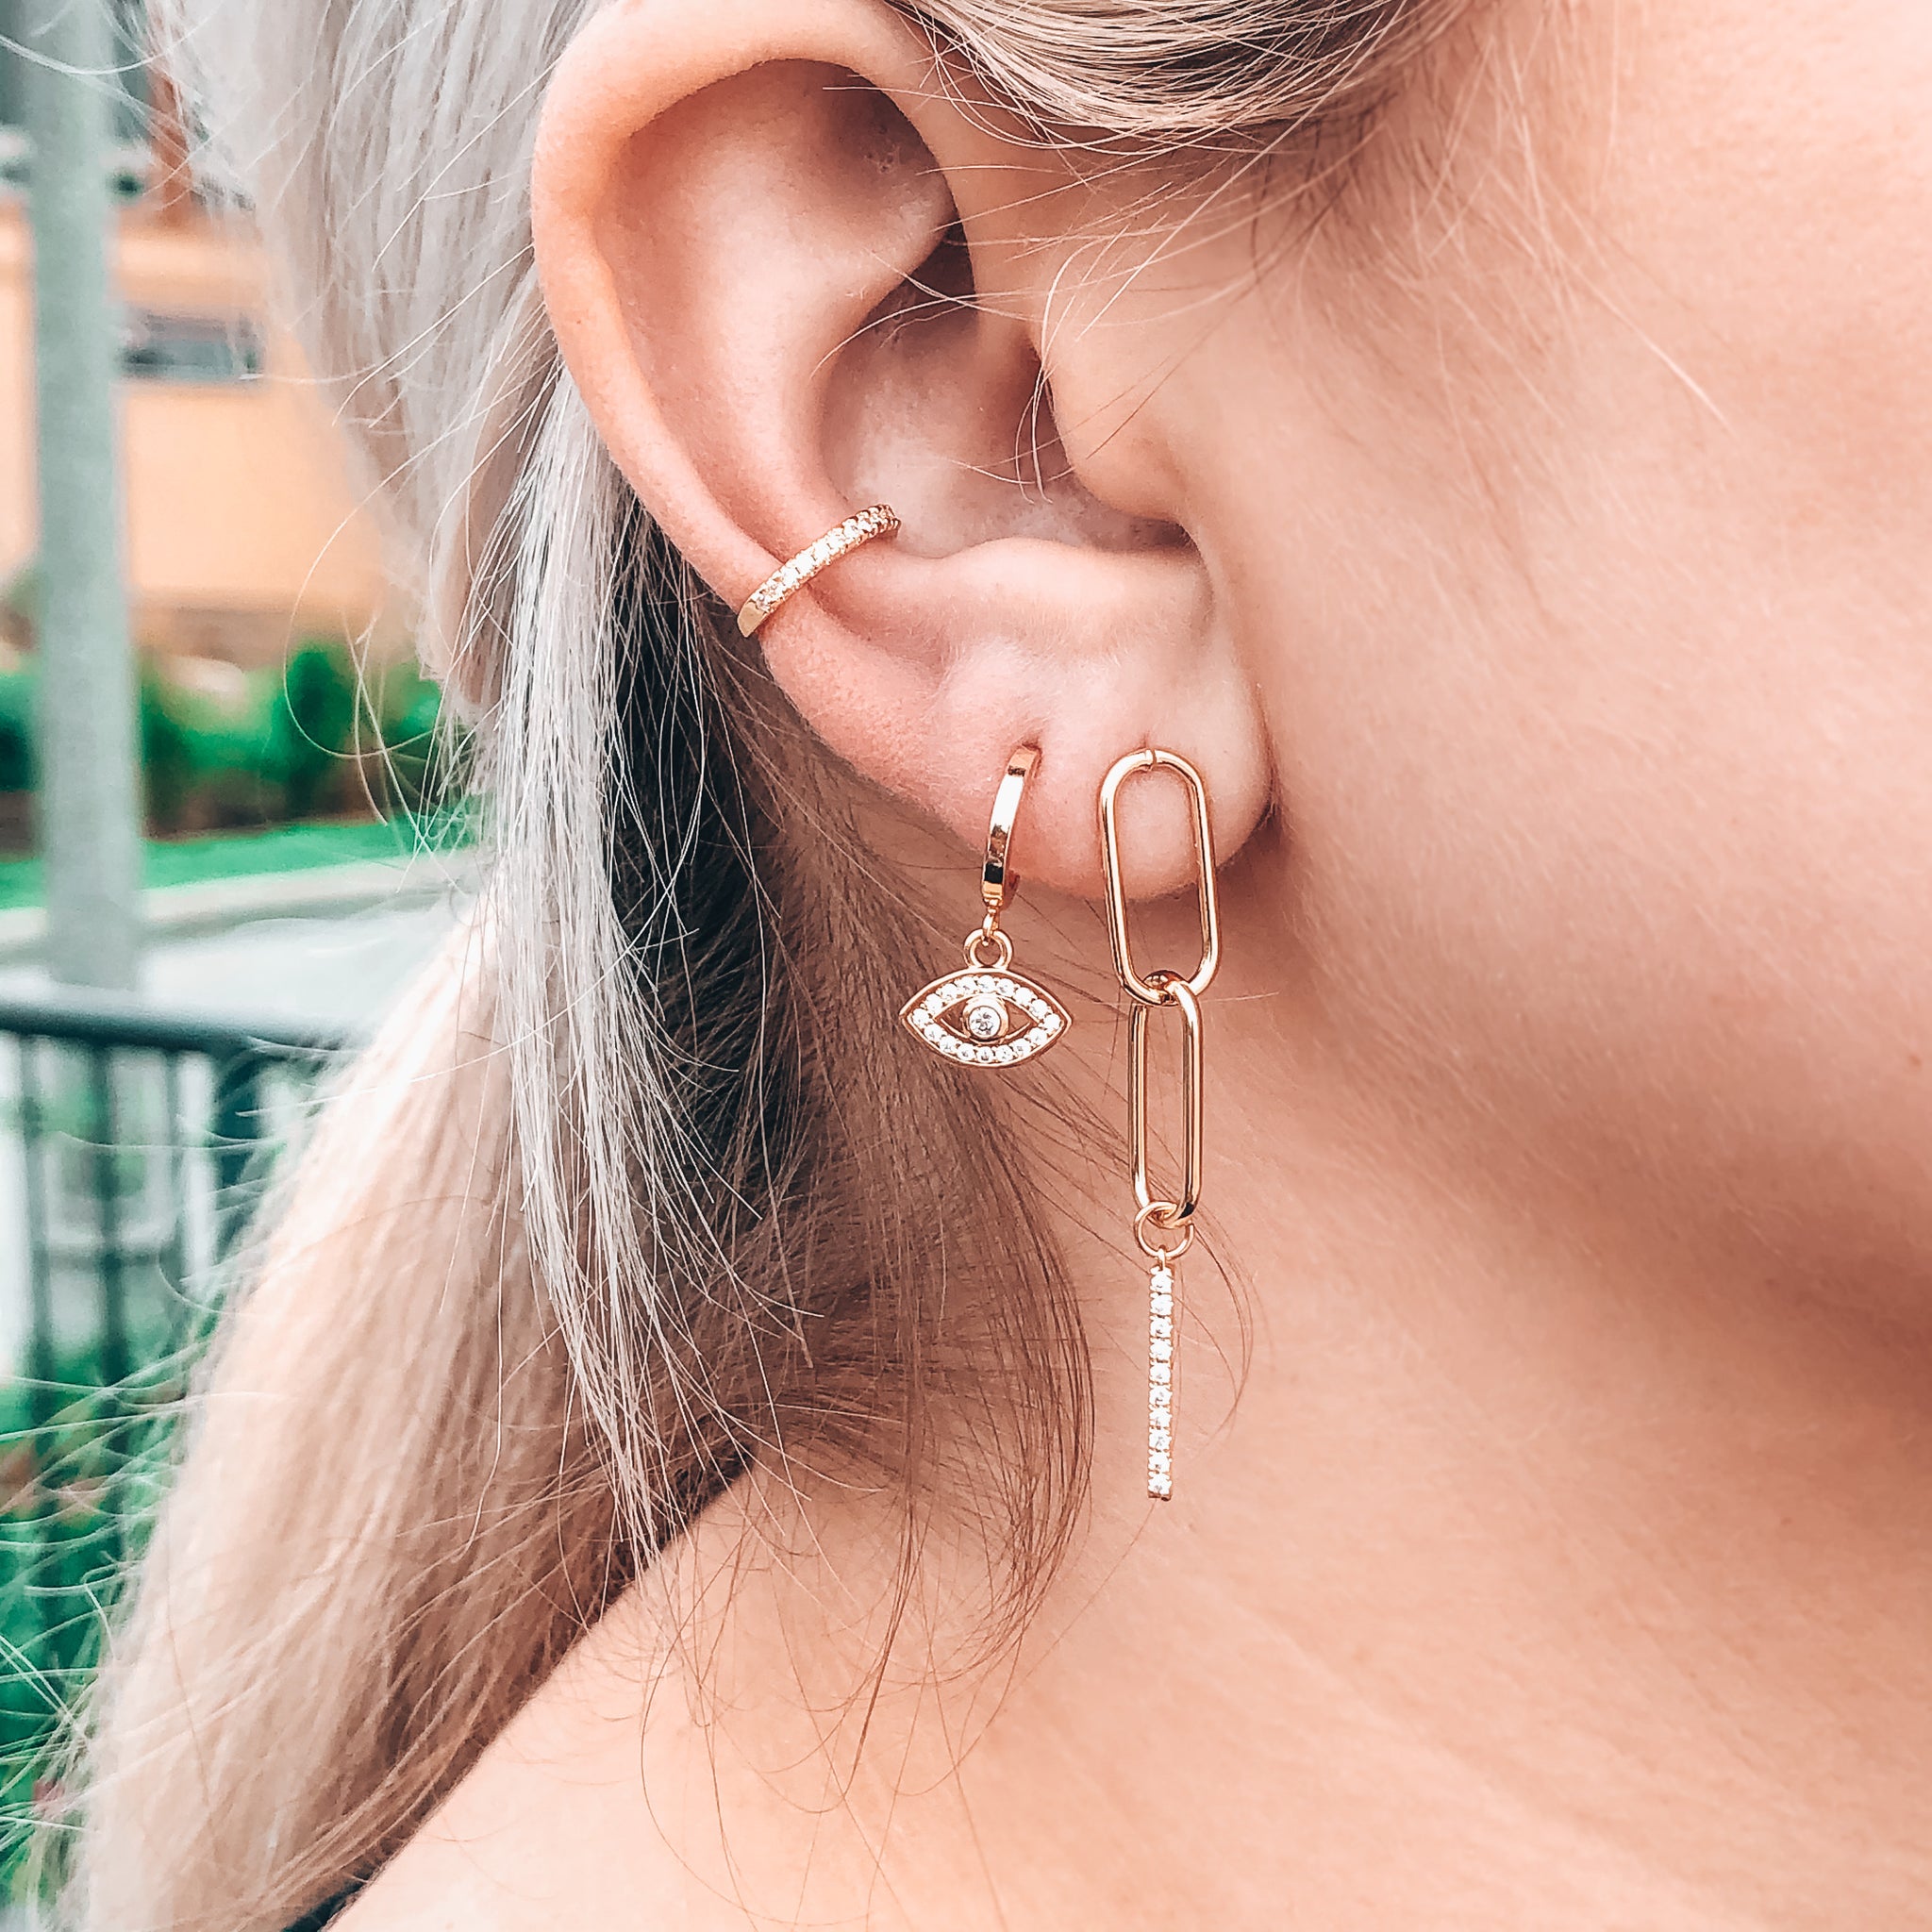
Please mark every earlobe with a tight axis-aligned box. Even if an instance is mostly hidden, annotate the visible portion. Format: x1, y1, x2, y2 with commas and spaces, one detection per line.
530, 0, 1274, 899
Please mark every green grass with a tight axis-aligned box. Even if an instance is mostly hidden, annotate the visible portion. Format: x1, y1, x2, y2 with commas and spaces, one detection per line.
0, 810, 467, 913
0, 1340, 205, 1897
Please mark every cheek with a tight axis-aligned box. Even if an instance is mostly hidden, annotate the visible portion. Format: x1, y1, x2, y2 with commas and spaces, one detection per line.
1182, 0, 1932, 1306
1605, 0, 1932, 559
1480, 0, 1932, 1283
1191, 0, 1932, 1301
1244, 546, 1932, 1307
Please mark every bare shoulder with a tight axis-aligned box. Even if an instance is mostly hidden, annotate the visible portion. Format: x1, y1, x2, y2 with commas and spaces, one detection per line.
336, 1479, 954, 1932
336, 1586, 706, 1931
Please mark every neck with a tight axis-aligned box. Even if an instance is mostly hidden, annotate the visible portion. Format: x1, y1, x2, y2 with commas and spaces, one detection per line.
1081, 865, 1932, 1924
408, 836, 1932, 1930
688, 846, 1932, 1927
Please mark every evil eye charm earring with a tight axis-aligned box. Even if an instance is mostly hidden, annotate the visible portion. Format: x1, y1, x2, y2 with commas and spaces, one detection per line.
899, 744, 1072, 1070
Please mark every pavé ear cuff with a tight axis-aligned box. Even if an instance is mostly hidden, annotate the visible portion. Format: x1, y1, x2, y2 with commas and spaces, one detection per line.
1099, 748, 1221, 1502
900, 744, 1072, 1070
736, 504, 900, 636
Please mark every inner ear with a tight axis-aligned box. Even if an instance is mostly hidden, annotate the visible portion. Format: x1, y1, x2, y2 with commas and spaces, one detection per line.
608, 58, 1180, 567
824, 205, 1185, 558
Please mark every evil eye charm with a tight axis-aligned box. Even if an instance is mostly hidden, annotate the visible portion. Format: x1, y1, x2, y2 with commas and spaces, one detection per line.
899, 970, 1070, 1068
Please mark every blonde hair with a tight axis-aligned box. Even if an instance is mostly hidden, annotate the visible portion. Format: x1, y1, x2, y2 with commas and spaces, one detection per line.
72, 4, 1448, 1925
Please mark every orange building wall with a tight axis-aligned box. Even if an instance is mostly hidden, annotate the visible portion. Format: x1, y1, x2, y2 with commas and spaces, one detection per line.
0, 195, 398, 661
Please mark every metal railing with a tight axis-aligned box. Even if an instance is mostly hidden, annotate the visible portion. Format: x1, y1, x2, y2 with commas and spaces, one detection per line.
0, 989, 347, 1889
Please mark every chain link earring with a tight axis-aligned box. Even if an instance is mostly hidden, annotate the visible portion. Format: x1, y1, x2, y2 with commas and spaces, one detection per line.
1099, 749, 1221, 1501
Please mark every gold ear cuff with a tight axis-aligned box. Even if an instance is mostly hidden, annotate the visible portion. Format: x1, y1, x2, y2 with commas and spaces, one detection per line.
736, 504, 900, 636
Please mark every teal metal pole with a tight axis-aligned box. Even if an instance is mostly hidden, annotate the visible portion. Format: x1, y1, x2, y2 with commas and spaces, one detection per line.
23, 0, 142, 992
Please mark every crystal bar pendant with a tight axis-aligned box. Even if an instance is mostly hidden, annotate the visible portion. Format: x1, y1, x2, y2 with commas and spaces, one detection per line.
1147, 1262, 1175, 1500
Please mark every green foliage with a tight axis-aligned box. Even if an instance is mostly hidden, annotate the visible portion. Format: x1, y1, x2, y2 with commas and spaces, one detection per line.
2, 638, 464, 848
267, 641, 362, 821
364, 655, 455, 818
0, 1036, 320, 1897
0, 1343, 194, 1897
0, 667, 34, 796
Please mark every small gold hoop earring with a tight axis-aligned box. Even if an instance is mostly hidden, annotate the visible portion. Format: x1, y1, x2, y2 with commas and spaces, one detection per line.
899, 743, 1073, 1069
736, 504, 900, 636
1098, 748, 1221, 1502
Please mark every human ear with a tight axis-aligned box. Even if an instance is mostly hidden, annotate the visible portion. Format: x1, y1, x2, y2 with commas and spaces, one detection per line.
530, 0, 1271, 895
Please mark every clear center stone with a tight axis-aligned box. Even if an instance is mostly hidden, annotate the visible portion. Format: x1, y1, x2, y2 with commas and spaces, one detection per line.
964, 995, 1006, 1041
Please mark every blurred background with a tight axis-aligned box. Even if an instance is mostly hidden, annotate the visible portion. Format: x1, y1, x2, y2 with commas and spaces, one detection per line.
0, 0, 468, 1900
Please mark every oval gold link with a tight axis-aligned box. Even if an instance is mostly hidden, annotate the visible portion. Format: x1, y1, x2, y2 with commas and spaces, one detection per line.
1098, 749, 1221, 1007
1128, 974, 1204, 1226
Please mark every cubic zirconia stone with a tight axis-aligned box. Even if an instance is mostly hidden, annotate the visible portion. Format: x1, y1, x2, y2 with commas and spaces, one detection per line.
1150, 1314, 1172, 1340
1150, 1294, 1172, 1320
1149, 1451, 1172, 1475
1042, 1013, 1061, 1033
964, 996, 1005, 1041
1151, 1361, 1171, 1386
1149, 1476, 1172, 1499
1151, 1267, 1174, 1291
1150, 1338, 1173, 1363
1150, 1428, 1171, 1452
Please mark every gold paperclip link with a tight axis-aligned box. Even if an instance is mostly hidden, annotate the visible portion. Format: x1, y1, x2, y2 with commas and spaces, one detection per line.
1098, 750, 1221, 1008
1129, 973, 1203, 1236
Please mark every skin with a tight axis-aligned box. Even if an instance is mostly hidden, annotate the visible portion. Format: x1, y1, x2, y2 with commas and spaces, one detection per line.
345, 0, 1932, 1924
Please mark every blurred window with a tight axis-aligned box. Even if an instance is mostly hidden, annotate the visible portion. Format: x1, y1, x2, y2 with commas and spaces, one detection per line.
120, 308, 264, 384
